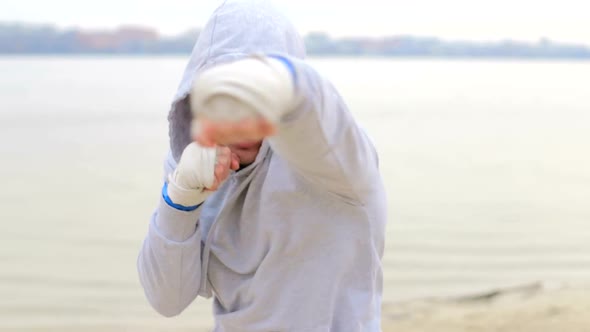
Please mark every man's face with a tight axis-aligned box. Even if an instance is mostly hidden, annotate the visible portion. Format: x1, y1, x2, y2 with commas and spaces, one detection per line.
228, 140, 263, 166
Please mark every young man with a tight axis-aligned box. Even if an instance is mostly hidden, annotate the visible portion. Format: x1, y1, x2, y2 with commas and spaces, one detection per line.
137, 1, 387, 331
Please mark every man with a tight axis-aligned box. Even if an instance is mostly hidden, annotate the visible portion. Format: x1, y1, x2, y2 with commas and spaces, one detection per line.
137, 1, 387, 331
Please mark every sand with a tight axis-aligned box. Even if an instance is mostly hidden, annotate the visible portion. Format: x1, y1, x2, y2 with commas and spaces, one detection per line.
382, 283, 590, 332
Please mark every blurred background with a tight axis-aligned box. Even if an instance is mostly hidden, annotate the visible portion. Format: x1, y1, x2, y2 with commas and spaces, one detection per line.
1, 0, 589, 331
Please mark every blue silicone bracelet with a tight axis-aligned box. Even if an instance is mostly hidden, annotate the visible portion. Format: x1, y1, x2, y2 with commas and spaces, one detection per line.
162, 182, 203, 212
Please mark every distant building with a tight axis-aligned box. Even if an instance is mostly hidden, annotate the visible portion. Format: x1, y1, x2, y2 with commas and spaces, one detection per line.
75, 26, 159, 52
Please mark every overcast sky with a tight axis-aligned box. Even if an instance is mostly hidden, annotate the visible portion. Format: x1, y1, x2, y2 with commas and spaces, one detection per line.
3, 0, 589, 44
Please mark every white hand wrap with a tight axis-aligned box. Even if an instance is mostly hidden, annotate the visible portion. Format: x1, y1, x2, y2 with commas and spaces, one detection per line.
190, 56, 295, 124
167, 143, 217, 207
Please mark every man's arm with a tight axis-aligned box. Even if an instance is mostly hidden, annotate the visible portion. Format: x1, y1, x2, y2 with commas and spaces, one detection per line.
137, 152, 204, 317
268, 56, 380, 205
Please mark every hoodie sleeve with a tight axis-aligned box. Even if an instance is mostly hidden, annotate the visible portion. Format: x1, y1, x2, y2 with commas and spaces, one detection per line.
137, 151, 204, 317
268, 57, 380, 205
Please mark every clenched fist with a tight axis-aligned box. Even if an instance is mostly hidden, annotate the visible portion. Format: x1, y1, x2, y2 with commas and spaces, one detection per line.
167, 143, 239, 207
190, 55, 296, 148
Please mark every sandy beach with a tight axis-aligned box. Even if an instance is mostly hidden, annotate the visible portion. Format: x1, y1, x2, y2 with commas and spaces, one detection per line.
382, 283, 590, 332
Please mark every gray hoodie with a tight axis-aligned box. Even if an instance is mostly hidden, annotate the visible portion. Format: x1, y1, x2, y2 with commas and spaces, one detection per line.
137, 1, 387, 331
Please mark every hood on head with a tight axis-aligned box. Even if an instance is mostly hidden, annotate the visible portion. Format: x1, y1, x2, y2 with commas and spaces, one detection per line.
168, 0, 306, 162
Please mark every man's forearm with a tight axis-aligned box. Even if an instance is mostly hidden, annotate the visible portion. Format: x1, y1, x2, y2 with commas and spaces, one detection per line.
137, 198, 203, 317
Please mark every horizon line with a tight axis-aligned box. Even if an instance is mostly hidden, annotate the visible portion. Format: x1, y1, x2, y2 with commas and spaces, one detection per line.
2, 20, 589, 47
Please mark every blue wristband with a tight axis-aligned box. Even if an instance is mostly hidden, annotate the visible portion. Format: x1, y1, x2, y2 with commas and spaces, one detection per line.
268, 54, 297, 85
162, 182, 203, 212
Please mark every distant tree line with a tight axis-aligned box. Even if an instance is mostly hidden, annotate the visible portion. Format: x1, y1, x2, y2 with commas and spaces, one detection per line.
1, 23, 589, 59
0, 23, 199, 54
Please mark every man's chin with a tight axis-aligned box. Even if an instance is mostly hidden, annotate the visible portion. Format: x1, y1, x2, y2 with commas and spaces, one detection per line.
237, 155, 256, 166
230, 146, 261, 167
